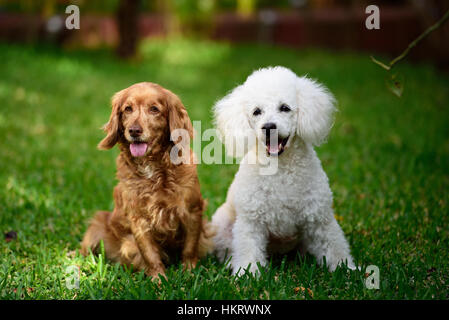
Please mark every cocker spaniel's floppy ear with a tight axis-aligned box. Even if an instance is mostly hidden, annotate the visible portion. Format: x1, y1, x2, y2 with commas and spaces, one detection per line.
166, 91, 193, 164
98, 89, 125, 150
295, 76, 336, 146
213, 86, 255, 158
167, 91, 193, 142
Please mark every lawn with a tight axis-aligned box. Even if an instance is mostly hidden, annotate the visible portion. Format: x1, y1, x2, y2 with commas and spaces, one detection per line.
0, 38, 448, 300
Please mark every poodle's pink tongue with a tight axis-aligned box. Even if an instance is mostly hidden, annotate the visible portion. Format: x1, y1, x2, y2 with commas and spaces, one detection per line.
267, 142, 281, 154
130, 143, 148, 157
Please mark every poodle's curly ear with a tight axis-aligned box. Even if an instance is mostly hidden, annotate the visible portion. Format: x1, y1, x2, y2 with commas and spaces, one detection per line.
295, 76, 336, 146
98, 89, 125, 150
213, 87, 254, 158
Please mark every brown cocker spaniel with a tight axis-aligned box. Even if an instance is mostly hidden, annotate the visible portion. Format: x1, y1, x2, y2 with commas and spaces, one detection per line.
81, 82, 213, 280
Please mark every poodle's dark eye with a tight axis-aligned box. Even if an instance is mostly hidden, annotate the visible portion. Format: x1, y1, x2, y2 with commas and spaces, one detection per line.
253, 108, 262, 116
124, 106, 133, 113
279, 104, 291, 112
149, 106, 159, 113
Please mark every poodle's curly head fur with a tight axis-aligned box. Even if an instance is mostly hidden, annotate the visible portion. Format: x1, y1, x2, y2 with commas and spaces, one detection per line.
214, 66, 336, 157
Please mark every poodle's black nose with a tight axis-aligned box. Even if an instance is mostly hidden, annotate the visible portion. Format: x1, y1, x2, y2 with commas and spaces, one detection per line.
262, 123, 277, 136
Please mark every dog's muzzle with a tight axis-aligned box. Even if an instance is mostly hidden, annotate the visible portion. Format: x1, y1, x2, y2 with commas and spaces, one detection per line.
264, 129, 289, 156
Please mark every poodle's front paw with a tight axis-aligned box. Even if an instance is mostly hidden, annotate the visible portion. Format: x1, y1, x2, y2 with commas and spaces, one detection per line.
346, 262, 361, 271
232, 267, 246, 277
232, 263, 262, 277
327, 257, 359, 272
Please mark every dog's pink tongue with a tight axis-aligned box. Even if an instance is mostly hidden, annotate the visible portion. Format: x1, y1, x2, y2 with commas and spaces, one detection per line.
267, 142, 281, 154
130, 143, 148, 157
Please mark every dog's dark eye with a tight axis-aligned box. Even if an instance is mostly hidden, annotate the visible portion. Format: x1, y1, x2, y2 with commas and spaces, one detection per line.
149, 106, 159, 113
124, 106, 133, 113
279, 104, 291, 112
253, 108, 262, 116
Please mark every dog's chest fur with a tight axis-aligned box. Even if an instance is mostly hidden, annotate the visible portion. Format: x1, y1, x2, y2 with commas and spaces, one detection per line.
232, 141, 333, 237
116, 159, 188, 245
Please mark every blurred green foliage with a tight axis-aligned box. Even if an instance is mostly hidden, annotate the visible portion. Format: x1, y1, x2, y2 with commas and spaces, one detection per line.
0, 0, 302, 15
0, 0, 121, 14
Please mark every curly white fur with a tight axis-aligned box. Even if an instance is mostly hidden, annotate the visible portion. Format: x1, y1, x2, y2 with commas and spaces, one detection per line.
212, 66, 356, 276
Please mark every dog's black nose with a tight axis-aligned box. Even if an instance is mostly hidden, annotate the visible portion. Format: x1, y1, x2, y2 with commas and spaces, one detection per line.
129, 124, 143, 137
262, 123, 277, 136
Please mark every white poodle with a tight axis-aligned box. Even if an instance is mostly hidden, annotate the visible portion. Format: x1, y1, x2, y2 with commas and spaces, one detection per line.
211, 66, 356, 276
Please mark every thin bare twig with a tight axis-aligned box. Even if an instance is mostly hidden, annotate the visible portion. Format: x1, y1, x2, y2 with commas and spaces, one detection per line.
371, 9, 449, 71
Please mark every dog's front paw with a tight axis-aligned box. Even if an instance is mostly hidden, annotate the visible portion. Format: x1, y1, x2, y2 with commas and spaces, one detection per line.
182, 257, 198, 271
152, 273, 167, 286
327, 258, 359, 272
145, 267, 166, 283
346, 263, 362, 272
232, 263, 261, 277
346, 262, 357, 270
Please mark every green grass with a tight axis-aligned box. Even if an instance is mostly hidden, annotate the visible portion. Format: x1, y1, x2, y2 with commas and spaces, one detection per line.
0, 38, 448, 300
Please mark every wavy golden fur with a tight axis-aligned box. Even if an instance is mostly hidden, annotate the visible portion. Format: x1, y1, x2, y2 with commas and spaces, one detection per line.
80, 82, 213, 279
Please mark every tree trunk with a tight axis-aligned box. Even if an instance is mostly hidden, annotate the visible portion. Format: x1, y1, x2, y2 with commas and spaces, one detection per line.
116, 0, 140, 59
